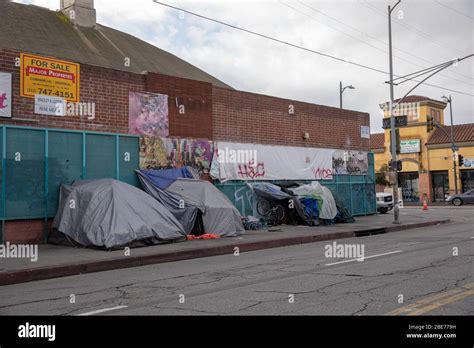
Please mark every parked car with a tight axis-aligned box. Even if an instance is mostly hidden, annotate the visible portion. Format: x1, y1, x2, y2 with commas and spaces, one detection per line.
446, 190, 474, 206
377, 192, 394, 214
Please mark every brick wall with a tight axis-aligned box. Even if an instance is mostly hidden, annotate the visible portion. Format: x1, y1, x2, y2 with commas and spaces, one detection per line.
213, 87, 370, 150
0, 48, 145, 133
146, 72, 213, 139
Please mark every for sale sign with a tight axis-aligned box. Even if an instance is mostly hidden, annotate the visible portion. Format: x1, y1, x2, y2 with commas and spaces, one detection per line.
0, 72, 12, 118
20, 53, 80, 102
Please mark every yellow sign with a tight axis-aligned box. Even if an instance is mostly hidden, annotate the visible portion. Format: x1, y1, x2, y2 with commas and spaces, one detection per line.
20, 53, 80, 102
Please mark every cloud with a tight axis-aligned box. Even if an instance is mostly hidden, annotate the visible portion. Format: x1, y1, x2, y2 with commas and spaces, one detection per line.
14, 0, 474, 131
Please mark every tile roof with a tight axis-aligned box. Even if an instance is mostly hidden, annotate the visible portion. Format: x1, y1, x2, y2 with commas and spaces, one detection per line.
427, 123, 474, 145
370, 133, 385, 149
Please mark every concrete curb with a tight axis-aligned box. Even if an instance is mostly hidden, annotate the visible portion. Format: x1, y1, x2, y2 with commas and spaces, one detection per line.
0, 219, 450, 286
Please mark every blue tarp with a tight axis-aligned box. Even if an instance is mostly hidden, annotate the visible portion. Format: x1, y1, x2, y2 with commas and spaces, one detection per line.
141, 167, 193, 190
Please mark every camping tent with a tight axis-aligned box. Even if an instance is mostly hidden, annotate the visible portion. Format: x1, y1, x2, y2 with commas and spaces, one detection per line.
137, 170, 245, 237
52, 179, 186, 249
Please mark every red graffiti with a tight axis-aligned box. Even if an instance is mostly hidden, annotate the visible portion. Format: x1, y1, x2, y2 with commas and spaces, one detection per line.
238, 161, 266, 179
313, 167, 333, 180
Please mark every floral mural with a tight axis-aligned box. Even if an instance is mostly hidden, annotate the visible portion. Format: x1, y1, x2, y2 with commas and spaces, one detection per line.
129, 92, 169, 137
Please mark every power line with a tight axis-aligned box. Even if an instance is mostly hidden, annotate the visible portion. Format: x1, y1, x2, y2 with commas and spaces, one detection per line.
435, 0, 474, 20
153, 1, 474, 97
291, 0, 474, 87
357, 0, 474, 83
358, 0, 470, 57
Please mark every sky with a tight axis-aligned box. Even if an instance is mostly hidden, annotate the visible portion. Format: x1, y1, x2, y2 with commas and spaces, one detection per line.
15, 0, 474, 133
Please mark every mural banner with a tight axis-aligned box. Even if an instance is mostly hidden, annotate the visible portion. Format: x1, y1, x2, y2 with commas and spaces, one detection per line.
211, 142, 334, 181
0, 72, 12, 118
140, 136, 214, 174
129, 92, 169, 137
333, 150, 368, 175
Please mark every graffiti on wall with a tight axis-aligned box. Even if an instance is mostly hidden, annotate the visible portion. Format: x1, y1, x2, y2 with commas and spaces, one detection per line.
129, 92, 169, 137
238, 161, 266, 180
333, 151, 368, 175
140, 136, 214, 174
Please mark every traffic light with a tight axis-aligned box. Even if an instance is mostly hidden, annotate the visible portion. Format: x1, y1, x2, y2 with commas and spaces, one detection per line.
458, 155, 465, 167
389, 160, 403, 172
397, 160, 403, 172
427, 115, 435, 132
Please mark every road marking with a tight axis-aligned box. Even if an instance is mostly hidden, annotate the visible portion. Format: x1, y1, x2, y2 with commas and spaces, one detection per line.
324, 250, 403, 266
388, 283, 474, 316
76, 305, 128, 316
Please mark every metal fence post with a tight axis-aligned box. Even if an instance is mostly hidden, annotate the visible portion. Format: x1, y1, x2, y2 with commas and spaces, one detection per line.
43, 130, 49, 244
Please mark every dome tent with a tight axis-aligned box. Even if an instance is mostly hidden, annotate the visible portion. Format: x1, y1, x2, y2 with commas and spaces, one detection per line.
52, 179, 186, 249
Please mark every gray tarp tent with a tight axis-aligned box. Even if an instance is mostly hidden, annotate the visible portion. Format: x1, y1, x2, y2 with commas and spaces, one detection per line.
136, 171, 200, 235
52, 179, 186, 249
137, 171, 245, 237
167, 179, 245, 237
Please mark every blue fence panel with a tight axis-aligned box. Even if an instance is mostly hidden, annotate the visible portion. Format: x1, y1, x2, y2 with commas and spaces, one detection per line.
48, 131, 83, 217
119, 136, 140, 187
6, 128, 45, 219
86, 134, 116, 180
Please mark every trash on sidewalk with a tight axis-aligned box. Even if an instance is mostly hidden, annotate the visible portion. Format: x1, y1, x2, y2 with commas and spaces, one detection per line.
186, 234, 220, 241
242, 216, 264, 231
137, 169, 245, 237
50, 179, 187, 250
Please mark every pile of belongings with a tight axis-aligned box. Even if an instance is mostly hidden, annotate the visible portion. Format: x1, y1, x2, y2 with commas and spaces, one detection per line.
248, 182, 308, 226
242, 216, 264, 231
137, 168, 245, 237
50, 179, 187, 250
289, 182, 339, 224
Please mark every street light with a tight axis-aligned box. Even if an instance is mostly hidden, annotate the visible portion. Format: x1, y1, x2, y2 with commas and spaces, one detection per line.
388, 0, 402, 224
441, 95, 459, 195
340, 82, 355, 109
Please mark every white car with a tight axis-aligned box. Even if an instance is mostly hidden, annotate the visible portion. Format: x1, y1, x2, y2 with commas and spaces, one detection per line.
377, 192, 394, 214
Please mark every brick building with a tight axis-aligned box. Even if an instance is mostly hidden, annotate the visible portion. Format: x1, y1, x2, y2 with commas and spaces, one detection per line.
0, 0, 372, 244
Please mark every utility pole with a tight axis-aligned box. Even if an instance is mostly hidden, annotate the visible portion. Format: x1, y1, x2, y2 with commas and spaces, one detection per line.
442, 95, 459, 195
388, 0, 401, 224
340, 81, 355, 109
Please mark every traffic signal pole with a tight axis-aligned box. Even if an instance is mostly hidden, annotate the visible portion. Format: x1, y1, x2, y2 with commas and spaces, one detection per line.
388, 1, 401, 224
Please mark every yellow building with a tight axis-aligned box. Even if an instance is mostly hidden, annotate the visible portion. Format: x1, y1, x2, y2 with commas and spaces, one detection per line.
371, 95, 474, 203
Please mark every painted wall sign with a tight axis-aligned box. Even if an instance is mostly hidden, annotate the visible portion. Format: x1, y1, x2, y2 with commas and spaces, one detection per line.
0, 72, 12, 118
34, 94, 66, 116
400, 139, 421, 154
20, 53, 80, 102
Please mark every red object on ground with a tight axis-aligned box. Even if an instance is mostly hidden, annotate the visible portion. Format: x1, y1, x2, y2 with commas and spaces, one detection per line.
186, 234, 221, 241
422, 199, 429, 211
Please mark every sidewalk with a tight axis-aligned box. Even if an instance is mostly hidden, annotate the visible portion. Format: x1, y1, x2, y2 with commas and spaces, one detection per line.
0, 213, 450, 286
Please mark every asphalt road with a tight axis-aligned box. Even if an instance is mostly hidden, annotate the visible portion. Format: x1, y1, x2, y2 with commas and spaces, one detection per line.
0, 207, 472, 316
